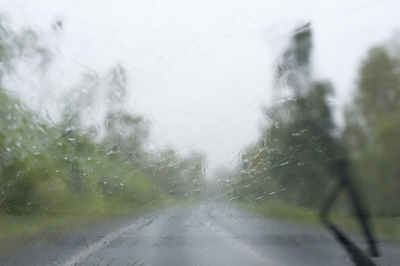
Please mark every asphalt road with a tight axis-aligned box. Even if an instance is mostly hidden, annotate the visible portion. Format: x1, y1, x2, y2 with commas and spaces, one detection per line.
1, 202, 399, 265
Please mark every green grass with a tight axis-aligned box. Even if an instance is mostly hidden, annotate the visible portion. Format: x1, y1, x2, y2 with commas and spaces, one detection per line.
372, 216, 400, 240
238, 198, 400, 240
0, 195, 174, 242
239, 199, 320, 224
0, 214, 92, 240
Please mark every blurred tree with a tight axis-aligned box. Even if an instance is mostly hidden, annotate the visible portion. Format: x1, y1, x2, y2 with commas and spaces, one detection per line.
233, 24, 345, 208
343, 35, 400, 215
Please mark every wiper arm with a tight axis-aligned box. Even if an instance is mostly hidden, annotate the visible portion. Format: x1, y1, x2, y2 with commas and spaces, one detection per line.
325, 221, 376, 266
320, 158, 379, 265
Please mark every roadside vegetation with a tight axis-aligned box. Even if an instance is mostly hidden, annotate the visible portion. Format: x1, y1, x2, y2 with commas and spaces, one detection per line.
221, 24, 400, 240
0, 20, 206, 241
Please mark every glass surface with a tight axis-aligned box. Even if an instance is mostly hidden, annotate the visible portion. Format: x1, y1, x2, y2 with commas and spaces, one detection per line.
0, 1, 399, 265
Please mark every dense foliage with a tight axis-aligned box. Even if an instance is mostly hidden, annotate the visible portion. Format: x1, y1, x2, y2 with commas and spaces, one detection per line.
343, 38, 400, 216
0, 21, 205, 216
228, 24, 400, 218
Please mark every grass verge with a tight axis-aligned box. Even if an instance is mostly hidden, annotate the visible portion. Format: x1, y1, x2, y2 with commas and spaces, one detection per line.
238, 198, 400, 240
0, 196, 175, 242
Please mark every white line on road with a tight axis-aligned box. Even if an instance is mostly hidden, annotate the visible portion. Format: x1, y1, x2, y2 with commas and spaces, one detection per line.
61, 218, 147, 266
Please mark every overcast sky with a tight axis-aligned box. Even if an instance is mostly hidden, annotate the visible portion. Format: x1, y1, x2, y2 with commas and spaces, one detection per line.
2, 0, 400, 176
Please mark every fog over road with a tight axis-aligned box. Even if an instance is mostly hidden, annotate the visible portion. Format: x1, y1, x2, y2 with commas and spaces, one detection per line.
2, 202, 399, 266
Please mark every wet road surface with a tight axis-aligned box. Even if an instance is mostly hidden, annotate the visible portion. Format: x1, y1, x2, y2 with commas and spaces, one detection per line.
1, 202, 399, 265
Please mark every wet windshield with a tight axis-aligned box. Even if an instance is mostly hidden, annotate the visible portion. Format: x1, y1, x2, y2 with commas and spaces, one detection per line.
0, 1, 400, 265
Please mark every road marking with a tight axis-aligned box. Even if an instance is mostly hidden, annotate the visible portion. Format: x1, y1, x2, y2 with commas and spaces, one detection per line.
61, 218, 147, 266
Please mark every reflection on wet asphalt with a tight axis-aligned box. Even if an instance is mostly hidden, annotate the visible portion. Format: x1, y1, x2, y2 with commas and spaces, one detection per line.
65, 202, 353, 266
2, 202, 398, 265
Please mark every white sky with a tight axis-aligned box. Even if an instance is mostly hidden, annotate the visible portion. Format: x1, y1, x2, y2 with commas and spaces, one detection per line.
1, 0, 400, 176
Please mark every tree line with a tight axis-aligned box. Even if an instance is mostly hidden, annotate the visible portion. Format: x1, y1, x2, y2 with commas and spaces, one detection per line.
225, 24, 400, 217
0, 20, 205, 215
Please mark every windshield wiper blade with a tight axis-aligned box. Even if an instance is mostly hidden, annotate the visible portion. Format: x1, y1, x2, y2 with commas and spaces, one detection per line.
325, 222, 376, 266
320, 158, 379, 265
